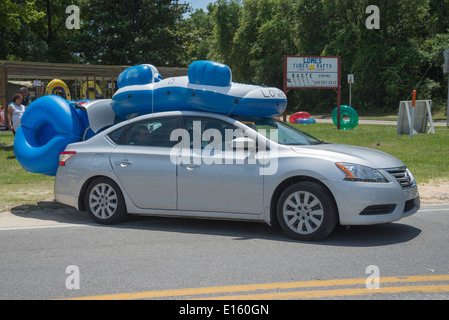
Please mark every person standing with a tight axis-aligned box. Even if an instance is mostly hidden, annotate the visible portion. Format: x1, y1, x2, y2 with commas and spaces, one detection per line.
7, 93, 26, 135
20, 87, 32, 106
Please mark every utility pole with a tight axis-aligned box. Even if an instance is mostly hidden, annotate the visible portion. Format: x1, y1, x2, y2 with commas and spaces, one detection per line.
444, 49, 449, 127
172, 0, 189, 16
348, 74, 354, 108
442, 0, 446, 33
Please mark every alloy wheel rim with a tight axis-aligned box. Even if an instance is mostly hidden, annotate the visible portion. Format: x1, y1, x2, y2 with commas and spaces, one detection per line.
89, 183, 118, 219
282, 191, 324, 235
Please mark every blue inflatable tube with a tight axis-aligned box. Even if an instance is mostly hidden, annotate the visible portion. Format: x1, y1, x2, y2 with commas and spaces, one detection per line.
112, 61, 287, 119
14, 95, 86, 176
294, 117, 316, 125
14, 61, 288, 176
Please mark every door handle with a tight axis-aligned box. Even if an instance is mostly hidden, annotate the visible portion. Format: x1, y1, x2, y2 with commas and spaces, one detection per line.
115, 159, 133, 167
180, 163, 200, 169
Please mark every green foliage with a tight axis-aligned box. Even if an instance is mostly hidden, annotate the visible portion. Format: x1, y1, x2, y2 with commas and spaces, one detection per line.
231, 0, 297, 88
184, 0, 449, 115
76, 0, 188, 66
1, 0, 449, 115
208, 0, 242, 66
0, 0, 44, 33
1, 0, 78, 62
1, 0, 188, 65
179, 9, 215, 64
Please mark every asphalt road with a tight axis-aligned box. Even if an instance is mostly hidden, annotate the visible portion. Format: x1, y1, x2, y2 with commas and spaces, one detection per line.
0, 204, 448, 301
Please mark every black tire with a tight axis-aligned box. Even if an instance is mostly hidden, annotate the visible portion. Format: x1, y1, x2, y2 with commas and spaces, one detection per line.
276, 181, 337, 241
85, 177, 128, 225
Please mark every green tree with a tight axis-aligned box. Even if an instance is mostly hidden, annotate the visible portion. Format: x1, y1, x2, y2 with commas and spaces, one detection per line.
184, 0, 449, 114
0, 0, 75, 62
76, 0, 188, 66
295, 0, 329, 55
28, 0, 81, 62
295, 0, 435, 113
207, 0, 242, 66
0, 0, 44, 33
230, 0, 297, 87
179, 8, 215, 64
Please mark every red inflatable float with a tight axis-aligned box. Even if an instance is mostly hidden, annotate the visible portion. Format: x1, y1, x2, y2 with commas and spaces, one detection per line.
289, 111, 311, 124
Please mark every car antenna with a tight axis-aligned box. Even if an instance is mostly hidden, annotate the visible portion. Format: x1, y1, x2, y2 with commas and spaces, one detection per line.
225, 99, 239, 120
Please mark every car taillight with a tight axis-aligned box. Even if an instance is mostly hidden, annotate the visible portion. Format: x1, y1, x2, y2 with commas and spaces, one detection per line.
59, 151, 76, 166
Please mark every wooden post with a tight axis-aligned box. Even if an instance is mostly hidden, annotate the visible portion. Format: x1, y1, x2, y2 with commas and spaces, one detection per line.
335, 87, 341, 130
0, 64, 8, 129
94, 75, 97, 99
282, 89, 290, 122
410, 90, 416, 140
74, 78, 78, 101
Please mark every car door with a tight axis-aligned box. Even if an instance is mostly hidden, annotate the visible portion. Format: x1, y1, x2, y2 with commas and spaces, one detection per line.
176, 116, 264, 214
109, 116, 179, 210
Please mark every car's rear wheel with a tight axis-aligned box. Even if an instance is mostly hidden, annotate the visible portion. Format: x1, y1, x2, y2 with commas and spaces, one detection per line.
85, 177, 127, 225
277, 181, 337, 241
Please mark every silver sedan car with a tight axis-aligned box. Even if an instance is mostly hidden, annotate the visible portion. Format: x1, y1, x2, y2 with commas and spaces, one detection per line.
55, 110, 420, 241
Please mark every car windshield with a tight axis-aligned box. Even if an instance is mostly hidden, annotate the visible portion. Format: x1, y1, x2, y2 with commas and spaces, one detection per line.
232, 116, 325, 145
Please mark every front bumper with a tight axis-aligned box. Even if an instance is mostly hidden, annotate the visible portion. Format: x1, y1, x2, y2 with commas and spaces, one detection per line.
327, 179, 420, 226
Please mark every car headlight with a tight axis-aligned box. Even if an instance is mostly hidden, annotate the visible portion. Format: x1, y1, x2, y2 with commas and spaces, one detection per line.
336, 163, 388, 183
405, 168, 416, 185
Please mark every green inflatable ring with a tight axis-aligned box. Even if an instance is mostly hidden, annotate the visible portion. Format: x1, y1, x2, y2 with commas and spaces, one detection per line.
332, 105, 358, 130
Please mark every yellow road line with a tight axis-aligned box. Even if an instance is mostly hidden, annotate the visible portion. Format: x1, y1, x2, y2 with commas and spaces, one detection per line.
201, 284, 449, 300
68, 275, 449, 300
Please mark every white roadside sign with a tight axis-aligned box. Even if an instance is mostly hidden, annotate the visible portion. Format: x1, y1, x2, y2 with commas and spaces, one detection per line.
285, 56, 339, 89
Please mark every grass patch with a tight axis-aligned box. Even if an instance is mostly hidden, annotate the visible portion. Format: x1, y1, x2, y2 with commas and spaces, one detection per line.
298, 123, 449, 184
1, 124, 448, 210
1, 132, 54, 211
0, 181, 54, 212
313, 112, 447, 122
0, 132, 54, 184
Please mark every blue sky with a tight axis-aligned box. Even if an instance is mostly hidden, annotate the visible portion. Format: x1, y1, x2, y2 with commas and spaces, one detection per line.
186, 0, 213, 12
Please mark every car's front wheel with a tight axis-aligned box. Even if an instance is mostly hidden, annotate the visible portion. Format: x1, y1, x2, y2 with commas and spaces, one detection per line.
85, 177, 127, 225
277, 181, 337, 241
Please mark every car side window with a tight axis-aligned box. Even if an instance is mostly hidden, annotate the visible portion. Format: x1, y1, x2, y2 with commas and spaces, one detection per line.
125, 117, 179, 147
107, 127, 127, 144
105, 117, 178, 147
183, 117, 244, 150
